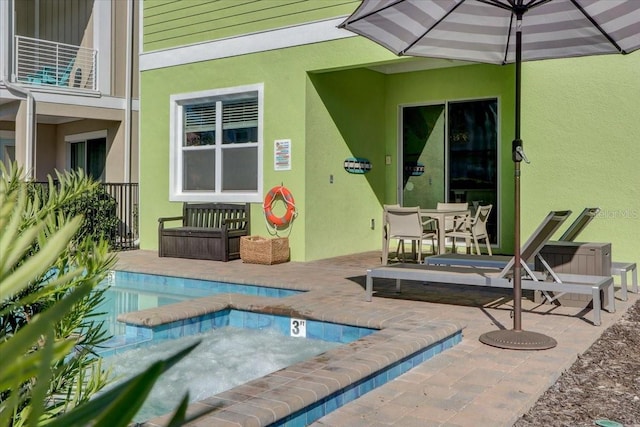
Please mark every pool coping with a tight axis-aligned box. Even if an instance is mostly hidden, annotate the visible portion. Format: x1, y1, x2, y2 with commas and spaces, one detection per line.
112, 250, 640, 427
117, 285, 465, 426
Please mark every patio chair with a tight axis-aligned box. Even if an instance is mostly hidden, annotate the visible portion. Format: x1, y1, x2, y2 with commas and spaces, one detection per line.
436, 202, 469, 233
428, 208, 614, 278
423, 208, 631, 304
426, 210, 572, 274
26, 59, 75, 87
445, 204, 493, 255
367, 210, 616, 326
382, 205, 437, 265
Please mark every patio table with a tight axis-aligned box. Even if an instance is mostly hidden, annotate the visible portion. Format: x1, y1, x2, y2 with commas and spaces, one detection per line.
381, 207, 470, 263
420, 208, 470, 255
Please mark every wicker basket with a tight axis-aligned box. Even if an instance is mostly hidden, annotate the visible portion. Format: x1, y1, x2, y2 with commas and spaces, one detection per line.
240, 236, 290, 265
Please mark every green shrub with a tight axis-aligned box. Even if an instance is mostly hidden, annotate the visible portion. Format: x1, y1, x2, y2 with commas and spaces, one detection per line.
0, 164, 199, 427
27, 177, 120, 249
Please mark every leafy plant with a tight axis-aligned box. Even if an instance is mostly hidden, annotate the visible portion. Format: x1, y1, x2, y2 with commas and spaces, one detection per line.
27, 178, 120, 249
0, 164, 200, 426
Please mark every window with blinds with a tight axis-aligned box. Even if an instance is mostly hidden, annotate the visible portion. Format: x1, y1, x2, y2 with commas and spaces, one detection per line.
171, 85, 263, 202
223, 99, 258, 144
184, 103, 216, 146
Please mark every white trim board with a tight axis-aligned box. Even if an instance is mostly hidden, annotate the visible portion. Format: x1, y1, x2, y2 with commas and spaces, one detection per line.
140, 17, 355, 72
0, 88, 138, 111
64, 130, 108, 143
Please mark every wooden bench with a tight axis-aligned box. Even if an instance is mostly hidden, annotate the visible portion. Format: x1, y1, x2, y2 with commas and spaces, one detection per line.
158, 203, 250, 262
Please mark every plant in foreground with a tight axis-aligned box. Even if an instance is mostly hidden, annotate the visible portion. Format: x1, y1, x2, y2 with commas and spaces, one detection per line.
0, 165, 200, 427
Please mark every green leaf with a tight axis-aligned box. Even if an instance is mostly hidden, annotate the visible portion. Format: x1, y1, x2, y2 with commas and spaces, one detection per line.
0, 189, 25, 275
0, 282, 93, 382
44, 342, 200, 427
0, 339, 75, 392
165, 394, 190, 427
0, 269, 84, 320
0, 217, 82, 298
0, 384, 22, 427
26, 329, 55, 427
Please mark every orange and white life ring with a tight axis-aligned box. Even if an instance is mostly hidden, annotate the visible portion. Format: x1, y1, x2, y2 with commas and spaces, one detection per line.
263, 185, 296, 228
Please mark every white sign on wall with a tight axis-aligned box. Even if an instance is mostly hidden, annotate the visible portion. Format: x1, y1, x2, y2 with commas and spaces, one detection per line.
274, 139, 291, 171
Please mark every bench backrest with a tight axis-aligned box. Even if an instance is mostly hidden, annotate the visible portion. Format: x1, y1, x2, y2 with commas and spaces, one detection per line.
183, 203, 249, 230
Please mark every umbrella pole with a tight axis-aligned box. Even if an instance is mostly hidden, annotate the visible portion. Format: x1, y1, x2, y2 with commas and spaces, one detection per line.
513, 27, 523, 332
479, 11, 557, 350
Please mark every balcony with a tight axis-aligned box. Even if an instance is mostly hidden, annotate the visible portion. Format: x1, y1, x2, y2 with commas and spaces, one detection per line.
14, 36, 97, 91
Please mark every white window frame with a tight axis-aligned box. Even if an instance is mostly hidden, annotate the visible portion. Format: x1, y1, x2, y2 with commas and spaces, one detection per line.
169, 83, 264, 203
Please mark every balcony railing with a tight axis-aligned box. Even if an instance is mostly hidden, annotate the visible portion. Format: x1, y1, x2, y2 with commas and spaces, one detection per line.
14, 35, 97, 91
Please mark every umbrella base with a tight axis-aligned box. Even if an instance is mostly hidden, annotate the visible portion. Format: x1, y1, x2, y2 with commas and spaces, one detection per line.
479, 329, 557, 350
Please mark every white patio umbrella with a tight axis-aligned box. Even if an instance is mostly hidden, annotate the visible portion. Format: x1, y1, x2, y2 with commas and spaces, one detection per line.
340, 0, 640, 350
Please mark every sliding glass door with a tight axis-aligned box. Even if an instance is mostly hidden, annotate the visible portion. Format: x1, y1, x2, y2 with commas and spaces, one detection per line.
401, 104, 446, 209
401, 98, 498, 242
70, 137, 106, 182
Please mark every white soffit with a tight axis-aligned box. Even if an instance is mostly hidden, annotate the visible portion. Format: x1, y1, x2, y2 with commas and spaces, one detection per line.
140, 17, 355, 71
369, 58, 475, 74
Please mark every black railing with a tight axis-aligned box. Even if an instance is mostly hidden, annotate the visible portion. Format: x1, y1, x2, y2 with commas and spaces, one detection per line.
32, 182, 139, 251
102, 183, 139, 251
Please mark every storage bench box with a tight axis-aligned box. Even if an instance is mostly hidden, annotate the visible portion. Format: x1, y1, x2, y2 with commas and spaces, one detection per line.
240, 236, 290, 265
158, 203, 249, 262
534, 241, 611, 307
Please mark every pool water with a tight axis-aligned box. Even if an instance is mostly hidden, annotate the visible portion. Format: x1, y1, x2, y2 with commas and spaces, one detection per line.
94, 271, 366, 423
96, 271, 303, 336
93, 271, 463, 427
103, 326, 340, 423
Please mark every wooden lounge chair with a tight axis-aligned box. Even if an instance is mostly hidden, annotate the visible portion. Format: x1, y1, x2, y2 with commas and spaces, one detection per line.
367, 211, 615, 326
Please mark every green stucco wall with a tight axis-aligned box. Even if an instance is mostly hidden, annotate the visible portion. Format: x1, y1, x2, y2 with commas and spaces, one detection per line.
521, 53, 640, 264
384, 64, 516, 253
140, 3, 639, 264
139, 37, 399, 261
305, 68, 386, 260
139, 35, 517, 261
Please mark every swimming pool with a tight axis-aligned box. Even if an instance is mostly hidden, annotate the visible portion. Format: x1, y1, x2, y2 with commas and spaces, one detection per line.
96, 270, 303, 338
97, 271, 375, 422
100, 270, 463, 426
